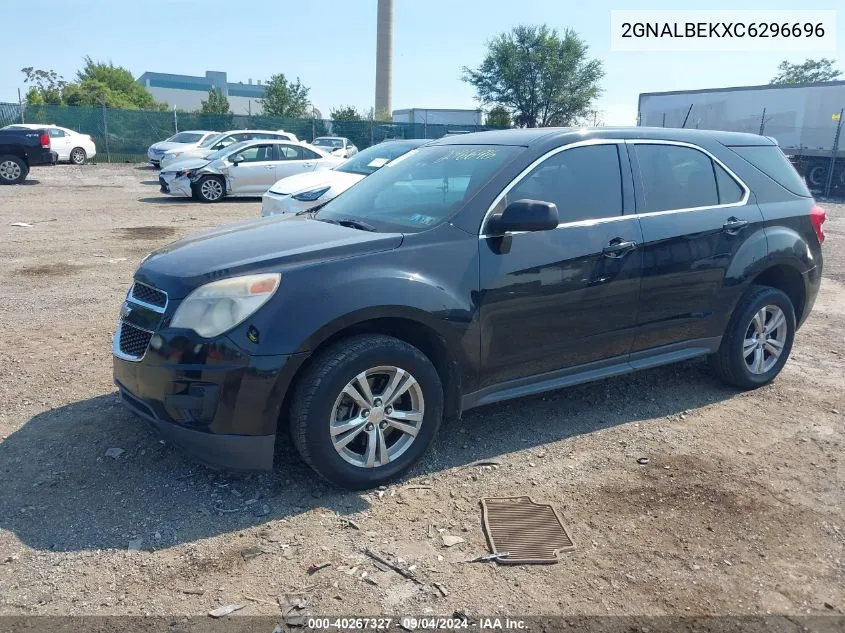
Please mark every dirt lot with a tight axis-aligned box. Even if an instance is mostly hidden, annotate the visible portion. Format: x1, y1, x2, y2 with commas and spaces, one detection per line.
0, 164, 842, 620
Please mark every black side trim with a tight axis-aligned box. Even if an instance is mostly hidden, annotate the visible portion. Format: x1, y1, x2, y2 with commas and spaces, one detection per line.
462, 337, 722, 411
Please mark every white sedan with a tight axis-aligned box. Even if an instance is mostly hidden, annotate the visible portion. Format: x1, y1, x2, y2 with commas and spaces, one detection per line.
159, 129, 299, 170
312, 136, 358, 158
147, 130, 217, 167
261, 139, 427, 217
159, 139, 342, 202
1, 124, 96, 164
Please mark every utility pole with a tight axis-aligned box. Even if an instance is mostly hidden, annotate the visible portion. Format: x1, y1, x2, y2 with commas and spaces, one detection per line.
759, 107, 767, 136
173, 106, 178, 133
102, 97, 111, 163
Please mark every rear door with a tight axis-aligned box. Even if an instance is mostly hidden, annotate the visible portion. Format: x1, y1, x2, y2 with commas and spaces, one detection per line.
47, 128, 71, 160
628, 140, 763, 352
274, 145, 323, 180
477, 141, 644, 388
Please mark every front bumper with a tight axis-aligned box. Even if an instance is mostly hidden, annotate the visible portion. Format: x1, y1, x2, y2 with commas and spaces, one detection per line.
261, 191, 321, 217
159, 173, 192, 197
112, 296, 308, 470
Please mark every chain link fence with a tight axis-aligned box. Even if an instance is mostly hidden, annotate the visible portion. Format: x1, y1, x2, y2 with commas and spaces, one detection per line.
0, 102, 488, 164
640, 105, 845, 199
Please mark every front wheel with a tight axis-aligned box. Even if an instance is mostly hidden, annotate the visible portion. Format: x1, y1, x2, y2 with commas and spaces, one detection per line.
0, 155, 28, 185
708, 285, 796, 389
289, 335, 444, 489
195, 175, 225, 202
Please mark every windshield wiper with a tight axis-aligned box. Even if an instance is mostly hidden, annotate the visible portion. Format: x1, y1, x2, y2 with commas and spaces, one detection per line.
316, 217, 377, 232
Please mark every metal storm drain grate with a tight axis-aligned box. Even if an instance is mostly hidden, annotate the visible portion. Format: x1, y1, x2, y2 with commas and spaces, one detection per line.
480, 496, 575, 564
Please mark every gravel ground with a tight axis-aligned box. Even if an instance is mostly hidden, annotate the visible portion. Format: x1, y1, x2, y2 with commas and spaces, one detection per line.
0, 164, 842, 619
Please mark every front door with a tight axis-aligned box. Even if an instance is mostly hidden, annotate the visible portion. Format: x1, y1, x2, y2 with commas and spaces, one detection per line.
627, 141, 764, 352
225, 143, 279, 195
48, 128, 71, 161
477, 142, 644, 388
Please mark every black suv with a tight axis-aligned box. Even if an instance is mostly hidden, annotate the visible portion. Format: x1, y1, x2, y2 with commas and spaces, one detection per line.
113, 128, 826, 489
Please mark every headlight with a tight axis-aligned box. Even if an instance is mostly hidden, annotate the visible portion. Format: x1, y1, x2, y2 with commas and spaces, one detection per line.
175, 169, 196, 178
291, 186, 330, 202
169, 152, 183, 159
170, 273, 281, 338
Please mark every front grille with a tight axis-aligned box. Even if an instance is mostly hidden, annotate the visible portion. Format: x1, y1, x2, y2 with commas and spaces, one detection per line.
119, 322, 153, 359
131, 282, 167, 309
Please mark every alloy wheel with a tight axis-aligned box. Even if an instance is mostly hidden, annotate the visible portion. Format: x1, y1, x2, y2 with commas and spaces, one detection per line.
743, 305, 788, 374
329, 365, 425, 468
200, 178, 223, 201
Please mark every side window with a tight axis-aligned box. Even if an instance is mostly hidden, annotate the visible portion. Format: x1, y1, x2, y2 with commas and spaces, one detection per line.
504, 144, 623, 222
48, 128, 65, 138
215, 136, 237, 149
278, 145, 302, 160
300, 147, 321, 160
233, 144, 274, 163
714, 163, 744, 204
634, 144, 718, 212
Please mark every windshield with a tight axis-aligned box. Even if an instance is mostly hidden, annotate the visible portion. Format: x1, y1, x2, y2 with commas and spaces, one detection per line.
204, 140, 251, 162
314, 138, 343, 148
169, 132, 205, 143
199, 133, 225, 148
317, 145, 520, 233
336, 142, 420, 176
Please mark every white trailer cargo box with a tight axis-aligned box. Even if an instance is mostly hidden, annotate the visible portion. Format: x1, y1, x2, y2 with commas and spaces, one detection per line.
638, 81, 845, 191
392, 108, 483, 127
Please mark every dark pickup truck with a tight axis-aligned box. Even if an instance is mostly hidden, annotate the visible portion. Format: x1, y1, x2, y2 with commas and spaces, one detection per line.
0, 127, 57, 184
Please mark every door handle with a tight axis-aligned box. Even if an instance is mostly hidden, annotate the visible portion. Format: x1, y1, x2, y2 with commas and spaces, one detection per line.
722, 217, 748, 234
264, 166, 275, 170
602, 239, 637, 258
303, 162, 314, 168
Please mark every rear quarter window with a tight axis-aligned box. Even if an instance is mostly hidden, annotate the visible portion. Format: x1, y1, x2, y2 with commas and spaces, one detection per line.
729, 145, 811, 198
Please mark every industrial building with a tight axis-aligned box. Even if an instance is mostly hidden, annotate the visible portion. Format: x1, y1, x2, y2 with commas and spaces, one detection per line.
137, 70, 267, 115
392, 108, 484, 126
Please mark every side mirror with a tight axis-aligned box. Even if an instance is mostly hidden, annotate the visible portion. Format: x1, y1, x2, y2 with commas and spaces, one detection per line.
487, 199, 559, 234
230, 154, 244, 165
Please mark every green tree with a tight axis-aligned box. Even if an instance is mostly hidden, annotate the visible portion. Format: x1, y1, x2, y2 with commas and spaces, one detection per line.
200, 88, 230, 114
330, 105, 362, 121
260, 73, 310, 118
74, 56, 166, 110
486, 105, 512, 128
21, 67, 66, 105
769, 58, 841, 84
462, 25, 604, 128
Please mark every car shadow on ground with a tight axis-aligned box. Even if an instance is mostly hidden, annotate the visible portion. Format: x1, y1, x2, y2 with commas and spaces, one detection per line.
139, 180, 160, 186
0, 360, 737, 553
137, 197, 259, 205
20, 179, 41, 186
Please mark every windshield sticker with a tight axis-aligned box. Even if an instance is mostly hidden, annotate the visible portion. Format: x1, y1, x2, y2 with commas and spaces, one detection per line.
367, 158, 390, 168
408, 214, 436, 226
433, 148, 500, 163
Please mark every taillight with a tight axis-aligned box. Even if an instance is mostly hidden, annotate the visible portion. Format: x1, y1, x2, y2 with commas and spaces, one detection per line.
810, 205, 826, 245
88, 135, 94, 143
40, 132, 50, 149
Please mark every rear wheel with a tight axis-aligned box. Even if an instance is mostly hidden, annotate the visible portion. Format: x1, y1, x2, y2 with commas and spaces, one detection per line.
195, 176, 224, 202
289, 335, 443, 489
0, 155, 28, 185
70, 147, 87, 165
708, 285, 795, 389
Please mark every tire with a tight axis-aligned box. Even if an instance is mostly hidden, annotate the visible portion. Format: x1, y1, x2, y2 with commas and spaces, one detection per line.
0, 155, 28, 185
708, 285, 796, 389
195, 175, 225, 203
70, 147, 87, 165
290, 334, 444, 489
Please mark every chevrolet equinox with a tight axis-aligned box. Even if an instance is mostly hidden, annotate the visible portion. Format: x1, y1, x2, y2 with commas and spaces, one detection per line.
113, 128, 826, 489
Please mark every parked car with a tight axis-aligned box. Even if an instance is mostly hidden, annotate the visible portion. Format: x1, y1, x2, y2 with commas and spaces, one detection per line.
0, 126, 57, 184
1, 124, 95, 165
147, 130, 217, 168
312, 136, 358, 158
261, 139, 428, 217
113, 127, 825, 489
159, 139, 342, 202
159, 130, 299, 170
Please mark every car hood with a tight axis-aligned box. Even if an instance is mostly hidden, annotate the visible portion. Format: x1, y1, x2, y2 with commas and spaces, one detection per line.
164, 147, 210, 159
150, 141, 195, 152
268, 169, 363, 195
135, 215, 404, 299
160, 157, 212, 173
